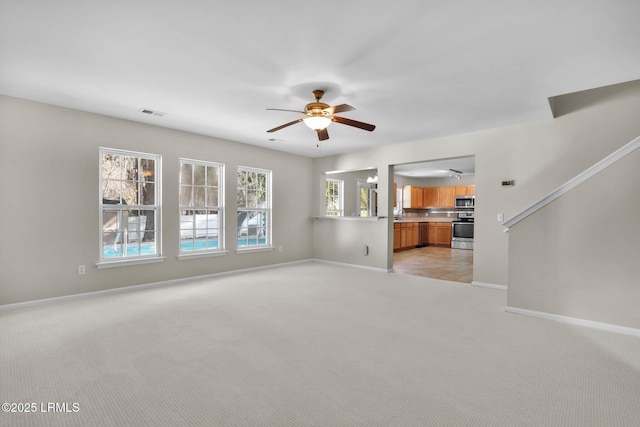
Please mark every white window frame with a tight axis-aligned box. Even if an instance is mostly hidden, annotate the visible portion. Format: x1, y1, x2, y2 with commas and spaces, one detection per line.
97, 147, 163, 268
178, 159, 225, 258
237, 166, 272, 251
325, 178, 344, 216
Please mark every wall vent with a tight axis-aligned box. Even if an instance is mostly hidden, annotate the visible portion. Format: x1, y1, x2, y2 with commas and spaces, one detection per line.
140, 109, 167, 117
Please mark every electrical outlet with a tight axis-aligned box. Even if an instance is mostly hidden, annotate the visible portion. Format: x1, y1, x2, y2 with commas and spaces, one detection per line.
78, 265, 86, 275
497, 213, 504, 222
362, 245, 369, 256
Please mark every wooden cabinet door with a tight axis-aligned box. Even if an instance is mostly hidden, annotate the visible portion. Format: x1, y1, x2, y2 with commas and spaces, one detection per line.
410, 223, 419, 246
455, 185, 468, 196
427, 223, 437, 245
400, 223, 408, 248
393, 224, 401, 250
423, 187, 438, 208
393, 183, 397, 207
436, 223, 452, 247
466, 185, 475, 195
402, 186, 412, 209
412, 187, 424, 208
438, 186, 456, 208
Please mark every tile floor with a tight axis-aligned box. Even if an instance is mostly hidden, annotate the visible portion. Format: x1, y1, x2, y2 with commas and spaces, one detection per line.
393, 246, 473, 283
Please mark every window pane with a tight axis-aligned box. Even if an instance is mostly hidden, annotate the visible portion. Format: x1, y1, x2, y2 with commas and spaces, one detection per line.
102, 181, 123, 203
206, 187, 218, 207
248, 172, 257, 189
247, 190, 258, 208
194, 186, 205, 206
237, 189, 246, 208
180, 185, 192, 206
207, 166, 219, 186
140, 181, 155, 206
122, 180, 137, 205
194, 164, 206, 186
141, 158, 155, 182
180, 163, 193, 185
124, 156, 138, 181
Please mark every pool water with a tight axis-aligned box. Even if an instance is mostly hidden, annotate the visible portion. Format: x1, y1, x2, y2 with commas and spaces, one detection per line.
103, 238, 267, 258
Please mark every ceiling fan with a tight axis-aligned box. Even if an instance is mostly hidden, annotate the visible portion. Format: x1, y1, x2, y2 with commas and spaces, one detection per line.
266, 89, 376, 141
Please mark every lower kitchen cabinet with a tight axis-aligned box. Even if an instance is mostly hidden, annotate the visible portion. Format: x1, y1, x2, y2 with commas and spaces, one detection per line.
394, 222, 419, 251
427, 222, 452, 247
393, 223, 401, 250
435, 222, 452, 247
394, 221, 450, 251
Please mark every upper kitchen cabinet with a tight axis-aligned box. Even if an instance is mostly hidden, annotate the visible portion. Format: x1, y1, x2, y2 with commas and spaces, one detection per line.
455, 185, 475, 196
402, 185, 424, 208
423, 187, 438, 208
402, 184, 475, 209
438, 186, 456, 208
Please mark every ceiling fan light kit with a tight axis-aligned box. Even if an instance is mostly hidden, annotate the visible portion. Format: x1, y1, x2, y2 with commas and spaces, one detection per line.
267, 89, 375, 142
303, 116, 331, 130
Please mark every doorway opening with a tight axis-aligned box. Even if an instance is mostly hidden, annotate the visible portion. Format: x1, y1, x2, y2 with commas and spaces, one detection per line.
391, 156, 475, 283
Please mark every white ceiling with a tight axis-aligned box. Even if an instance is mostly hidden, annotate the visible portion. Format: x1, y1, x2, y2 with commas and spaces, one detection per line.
1, 1, 639, 158
394, 157, 475, 179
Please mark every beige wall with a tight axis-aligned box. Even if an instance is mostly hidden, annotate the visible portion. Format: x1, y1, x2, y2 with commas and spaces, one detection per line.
311, 80, 640, 288
0, 95, 314, 305
507, 145, 640, 329
3, 79, 640, 309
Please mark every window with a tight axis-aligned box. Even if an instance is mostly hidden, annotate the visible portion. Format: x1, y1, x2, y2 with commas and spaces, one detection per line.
179, 159, 224, 254
237, 167, 271, 249
325, 178, 344, 216
357, 179, 377, 217
100, 148, 161, 262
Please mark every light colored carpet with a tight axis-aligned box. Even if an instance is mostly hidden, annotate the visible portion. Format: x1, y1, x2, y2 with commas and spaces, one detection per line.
2, 261, 640, 426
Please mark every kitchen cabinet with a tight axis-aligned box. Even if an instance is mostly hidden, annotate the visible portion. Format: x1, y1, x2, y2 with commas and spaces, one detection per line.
393, 183, 397, 206
455, 185, 475, 196
423, 187, 438, 208
426, 222, 452, 247
404, 185, 474, 209
438, 186, 456, 208
435, 223, 452, 246
393, 223, 401, 250
395, 222, 419, 251
402, 186, 424, 208
427, 223, 437, 245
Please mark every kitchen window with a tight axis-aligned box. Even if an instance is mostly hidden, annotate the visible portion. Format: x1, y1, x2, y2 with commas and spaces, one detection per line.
325, 178, 344, 216
99, 148, 162, 265
237, 167, 271, 250
179, 159, 224, 255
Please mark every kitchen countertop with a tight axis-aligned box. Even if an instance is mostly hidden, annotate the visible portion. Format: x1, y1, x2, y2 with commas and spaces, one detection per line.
394, 218, 454, 223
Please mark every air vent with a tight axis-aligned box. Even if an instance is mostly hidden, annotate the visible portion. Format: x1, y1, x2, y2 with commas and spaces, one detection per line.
140, 109, 167, 117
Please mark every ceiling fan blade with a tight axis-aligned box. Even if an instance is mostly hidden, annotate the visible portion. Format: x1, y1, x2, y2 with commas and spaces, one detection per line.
267, 118, 304, 133
326, 104, 355, 114
316, 128, 329, 141
266, 108, 306, 114
332, 116, 376, 132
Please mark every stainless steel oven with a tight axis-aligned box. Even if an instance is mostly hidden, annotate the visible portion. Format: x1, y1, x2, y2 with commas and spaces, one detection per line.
451, 211, 474, 250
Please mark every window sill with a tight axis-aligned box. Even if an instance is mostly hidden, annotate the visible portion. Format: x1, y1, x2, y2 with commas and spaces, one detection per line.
95, 256, 166, 269
236, 246, 275, 254
177, 251, 228, 260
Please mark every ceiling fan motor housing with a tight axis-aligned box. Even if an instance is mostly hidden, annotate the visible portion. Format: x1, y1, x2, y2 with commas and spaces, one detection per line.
305, 101, 331, 116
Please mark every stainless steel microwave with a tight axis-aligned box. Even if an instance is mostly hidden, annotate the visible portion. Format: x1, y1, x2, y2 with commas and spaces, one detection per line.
455, 195, 475, 208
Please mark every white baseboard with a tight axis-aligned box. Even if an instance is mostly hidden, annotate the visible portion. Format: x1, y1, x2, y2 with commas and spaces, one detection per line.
505, 306, 640, 338
472, 281, 508, 291
310, 258, 393, 273
0, 259, 312, 312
